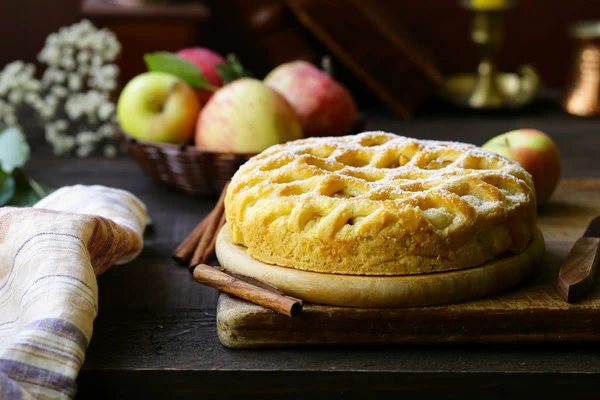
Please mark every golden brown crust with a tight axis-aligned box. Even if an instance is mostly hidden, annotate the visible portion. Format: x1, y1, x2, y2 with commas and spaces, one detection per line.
216, 225, 545, 308
225, 132, 537, 276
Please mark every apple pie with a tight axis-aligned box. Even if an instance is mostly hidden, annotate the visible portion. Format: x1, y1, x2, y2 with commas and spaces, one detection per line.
224, 132, 537, 275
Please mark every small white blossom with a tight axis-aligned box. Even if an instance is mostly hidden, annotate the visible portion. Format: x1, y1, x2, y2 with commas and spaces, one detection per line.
42, 67, 66, 86
98, 102, 114, 121
54, 120, 68, 131
51, 85, 68, 98
98, 123, 115, 138
68, 74, 82, 91
91, 55, 103, 67
25, 80, 41, 91
8, 91, 23, 105
45, 94, 58, 106
89, 63, 118, 91
76, 131, 101, 145
77, 65, 89, 76
103, 144, 117, 158
39, 105, 56, 119
46, 33, 58, 46
38, 46, 60, 66
76, 144, 94, 157
0, 61, 39, 98
61, 56, 76, 71
24, 92, 38, 103
46, 126, 75, 156
3, 113, 17, 127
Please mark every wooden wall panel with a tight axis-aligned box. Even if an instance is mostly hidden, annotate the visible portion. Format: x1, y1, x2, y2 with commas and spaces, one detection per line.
0, 0, 81, 67
0, 0, 599, 90
348, 0, 600, 88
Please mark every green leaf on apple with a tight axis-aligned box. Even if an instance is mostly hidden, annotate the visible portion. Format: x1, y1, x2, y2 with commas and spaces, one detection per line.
144, 51, 219, 91
217, 54, 253, 84
0, 127, 30, 174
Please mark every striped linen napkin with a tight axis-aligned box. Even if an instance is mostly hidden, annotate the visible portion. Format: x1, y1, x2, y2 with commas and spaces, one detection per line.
0, 185, 147, 399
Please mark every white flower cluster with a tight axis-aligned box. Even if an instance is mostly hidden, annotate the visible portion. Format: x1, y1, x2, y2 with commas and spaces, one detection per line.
65, 91, 116, 123
0, 61, 44, 125
0, 19, 122, 157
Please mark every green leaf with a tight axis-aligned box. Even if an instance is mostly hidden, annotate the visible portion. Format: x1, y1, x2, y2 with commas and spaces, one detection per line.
0, 175, 15, 207
216, 64, 237, 84
0, 168, 6, 187
144, 52, 218, 91
6, 169, 53, 207
0, 128, 30, 174
217, 54, 253, 84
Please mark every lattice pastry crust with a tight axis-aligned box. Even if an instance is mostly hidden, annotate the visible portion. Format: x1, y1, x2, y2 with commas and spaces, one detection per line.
225, 132, 537, 276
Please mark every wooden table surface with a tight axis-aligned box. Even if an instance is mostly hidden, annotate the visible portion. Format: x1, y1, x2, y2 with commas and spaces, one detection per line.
26, 105, 600, 399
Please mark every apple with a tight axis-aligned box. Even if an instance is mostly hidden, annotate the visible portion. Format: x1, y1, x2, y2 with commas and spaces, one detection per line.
264, 61, 357, 138
482, 129, 561, 204
176, 47, 225, 105
117, 72, 201, 144
195, 78, 303, 153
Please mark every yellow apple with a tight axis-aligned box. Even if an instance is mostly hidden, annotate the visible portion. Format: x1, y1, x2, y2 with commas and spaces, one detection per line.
117, 72, 201, 144
195, 78, 303, 153
482, 129, 561, 204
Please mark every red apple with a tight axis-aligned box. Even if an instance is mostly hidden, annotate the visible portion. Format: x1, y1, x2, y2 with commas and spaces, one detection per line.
176, 47, 225, 105
482, 129, 561, 204
264, 61, 357, 137
196, 78, 302, 153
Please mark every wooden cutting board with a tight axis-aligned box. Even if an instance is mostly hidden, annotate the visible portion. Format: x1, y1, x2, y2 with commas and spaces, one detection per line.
216, 179, 600, 348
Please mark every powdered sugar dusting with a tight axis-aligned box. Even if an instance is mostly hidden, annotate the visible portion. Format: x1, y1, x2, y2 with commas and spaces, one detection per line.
229, 131, 536, 234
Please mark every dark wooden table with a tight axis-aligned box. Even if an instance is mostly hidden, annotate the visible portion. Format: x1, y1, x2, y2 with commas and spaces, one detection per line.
26, 104, 600, 399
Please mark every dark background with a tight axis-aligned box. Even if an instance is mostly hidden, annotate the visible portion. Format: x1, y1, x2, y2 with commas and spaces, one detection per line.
0, 0, 596, 94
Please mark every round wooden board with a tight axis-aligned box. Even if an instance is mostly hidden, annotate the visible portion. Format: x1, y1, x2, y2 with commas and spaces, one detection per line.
216, 224, 545, 308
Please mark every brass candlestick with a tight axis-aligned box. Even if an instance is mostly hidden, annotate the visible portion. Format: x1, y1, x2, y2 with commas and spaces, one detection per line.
441, 0, 541, 109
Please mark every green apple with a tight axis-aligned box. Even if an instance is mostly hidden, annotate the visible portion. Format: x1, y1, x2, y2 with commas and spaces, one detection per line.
195, 78, 303, 153
482, 129, 561, 204
264, 61, 357, 138
117, 72, 201, 144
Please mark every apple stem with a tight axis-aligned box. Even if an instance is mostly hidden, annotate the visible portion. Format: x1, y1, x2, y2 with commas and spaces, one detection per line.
321, 55, 334, 77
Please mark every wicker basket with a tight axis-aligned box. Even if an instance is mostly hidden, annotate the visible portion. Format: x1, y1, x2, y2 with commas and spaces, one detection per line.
119, 116, 365, 197
119, 132, 255, 196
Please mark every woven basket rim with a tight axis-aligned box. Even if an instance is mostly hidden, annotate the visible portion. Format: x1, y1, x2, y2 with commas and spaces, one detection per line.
117, 130, 259, 157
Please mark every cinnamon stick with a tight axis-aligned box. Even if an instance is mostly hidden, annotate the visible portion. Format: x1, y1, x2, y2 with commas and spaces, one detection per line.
190, 211, 219, 267
226, 271, 284, 295
172, 217, 209, 263
203, 211, 226, 264
193, 264, 303, 317
189, 208, 216, 267
189, 182, 229, 267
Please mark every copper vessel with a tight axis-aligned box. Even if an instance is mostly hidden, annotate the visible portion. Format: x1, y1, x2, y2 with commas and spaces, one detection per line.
563, 22, 600, 117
